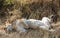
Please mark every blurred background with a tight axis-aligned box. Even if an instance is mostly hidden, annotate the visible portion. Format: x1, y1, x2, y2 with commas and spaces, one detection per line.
0, 0, 60, 24
0, 0, 60, 38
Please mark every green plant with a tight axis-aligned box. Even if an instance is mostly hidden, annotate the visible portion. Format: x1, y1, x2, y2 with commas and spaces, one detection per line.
4, 0, 14, 5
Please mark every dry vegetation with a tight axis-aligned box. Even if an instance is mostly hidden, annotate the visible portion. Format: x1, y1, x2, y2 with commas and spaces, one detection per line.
0, 0, 60, 38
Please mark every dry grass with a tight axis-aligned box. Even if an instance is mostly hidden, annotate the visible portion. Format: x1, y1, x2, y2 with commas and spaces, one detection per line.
0, 28, 49, 38
0, 0, 60, 38
0, 22, 60, 38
